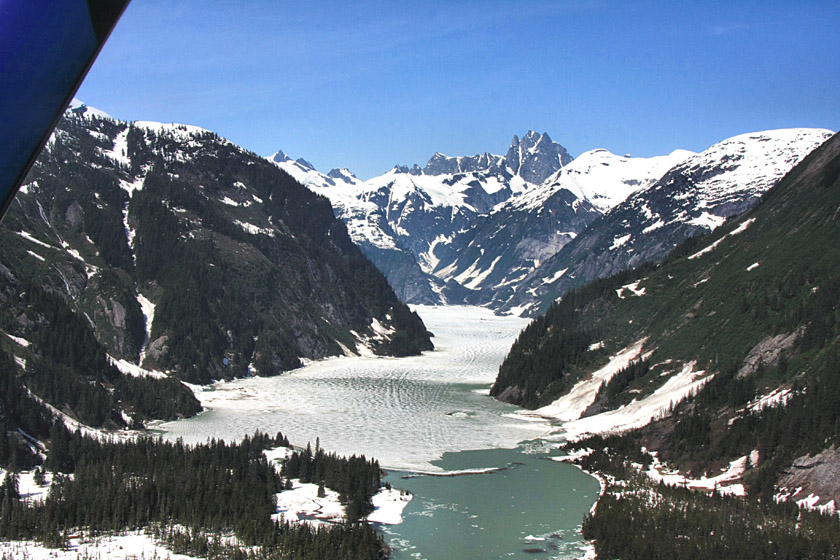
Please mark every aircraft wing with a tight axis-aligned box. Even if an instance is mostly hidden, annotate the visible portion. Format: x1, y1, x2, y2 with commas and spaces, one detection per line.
0, 0, 130, 221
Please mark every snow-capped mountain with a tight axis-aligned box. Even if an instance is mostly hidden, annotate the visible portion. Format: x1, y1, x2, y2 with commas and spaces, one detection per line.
3, 102, 432, 391
492, 129, 840, 518
500, 128, 834, 315
269, 131, 573, 304
427, 148, 695, 304
510, 147, 697, 214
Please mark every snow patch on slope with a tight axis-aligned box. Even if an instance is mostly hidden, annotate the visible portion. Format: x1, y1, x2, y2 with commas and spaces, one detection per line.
532, 339, 648, 422
644, 450, 758, 497
560, 362, 713, 441
688, 218, 755, 260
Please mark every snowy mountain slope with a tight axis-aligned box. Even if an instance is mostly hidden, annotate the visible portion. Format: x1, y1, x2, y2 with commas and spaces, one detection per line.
508, 148, 696, 214
2, 103, 432, 392
500, 128, 834, 316
428, 149, 695, 303
269, 151, 446, 303
269, 131, 573, 304
493, 129, 840, 513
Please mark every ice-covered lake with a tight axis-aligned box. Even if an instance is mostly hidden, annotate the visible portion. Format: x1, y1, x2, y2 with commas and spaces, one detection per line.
157, 306, 553, 472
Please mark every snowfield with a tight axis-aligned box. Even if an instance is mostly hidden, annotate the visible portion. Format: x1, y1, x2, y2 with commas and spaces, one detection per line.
643, 450, 759, 497
0, 531, 198, 560
530, 339, 649, 422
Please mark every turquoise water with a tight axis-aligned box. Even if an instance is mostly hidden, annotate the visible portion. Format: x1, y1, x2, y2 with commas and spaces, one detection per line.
157, 306, 600, 556
382, 446, 600, 559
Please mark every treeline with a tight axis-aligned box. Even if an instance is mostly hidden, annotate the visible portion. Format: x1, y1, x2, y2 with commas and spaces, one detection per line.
492, 263, 658, 408
583, 478, 840, 560
283, 443, 381, 521
155, 521, 385, 560
0, 429, 385, 559
18, 281, 201, 426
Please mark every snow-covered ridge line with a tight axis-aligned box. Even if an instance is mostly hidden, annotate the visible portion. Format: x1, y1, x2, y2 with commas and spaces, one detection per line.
508, 148, 695, 214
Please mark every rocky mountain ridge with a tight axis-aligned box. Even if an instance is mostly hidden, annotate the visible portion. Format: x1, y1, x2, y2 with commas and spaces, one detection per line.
492, 129, 840, 508
0, 100, 433, 428
270, 131, 574, 304
274, 128, 830, 314
498, 128, 834, 315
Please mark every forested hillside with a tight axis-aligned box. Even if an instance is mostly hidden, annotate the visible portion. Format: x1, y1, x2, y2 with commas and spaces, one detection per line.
0, 105, 431, 440
0, 424, 386, 559
493, 131, 840, 547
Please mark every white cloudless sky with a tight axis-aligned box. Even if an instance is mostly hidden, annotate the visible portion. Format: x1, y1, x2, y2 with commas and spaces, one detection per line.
76, 0, 840, 179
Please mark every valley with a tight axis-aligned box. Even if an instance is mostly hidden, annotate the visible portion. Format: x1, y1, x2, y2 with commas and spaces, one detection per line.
1, 304, 602, 560
2, 100, 840, 559
157, 306, 545, 472
157, 305, 601, 559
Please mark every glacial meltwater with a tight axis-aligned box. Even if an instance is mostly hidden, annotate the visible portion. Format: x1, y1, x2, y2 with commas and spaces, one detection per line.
157, 306, 600, 559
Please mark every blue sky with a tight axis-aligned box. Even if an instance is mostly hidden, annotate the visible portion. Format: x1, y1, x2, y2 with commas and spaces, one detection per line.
76, 0, 840, 179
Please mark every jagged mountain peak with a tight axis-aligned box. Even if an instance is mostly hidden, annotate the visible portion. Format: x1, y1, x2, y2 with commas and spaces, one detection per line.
386, 131, 572, 186
504, 130, 573, 185
422, 150, 504, 176
295, 157, 315, 170
327, 168, 360, 183
390, 163, 423, 175
269, 150, 315, 172
271, 149, 291, 163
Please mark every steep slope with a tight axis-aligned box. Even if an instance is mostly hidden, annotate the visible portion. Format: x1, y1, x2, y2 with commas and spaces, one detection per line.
1, 103, 432, 393
271, 131, 572, 304
493, 130, 840, 505
501, 128, 833, 316
429, 149, 694, 305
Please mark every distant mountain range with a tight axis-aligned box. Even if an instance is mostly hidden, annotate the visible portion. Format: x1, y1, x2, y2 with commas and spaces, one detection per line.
270, 131, 573, 304
271, 128, 831, 315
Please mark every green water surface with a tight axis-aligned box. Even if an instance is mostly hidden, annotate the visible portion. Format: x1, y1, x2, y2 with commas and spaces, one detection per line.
382, 445, 600, 559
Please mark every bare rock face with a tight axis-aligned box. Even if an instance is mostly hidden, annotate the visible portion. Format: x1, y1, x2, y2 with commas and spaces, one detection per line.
423, 151, 504, 176
778, 447, 840, 507
104, 297, 127, 329
143, 335, 169, 368
494, 384, 524, 404
65, 200, 84, 228
737, 329, 802, 378
505, 131, 573, 185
